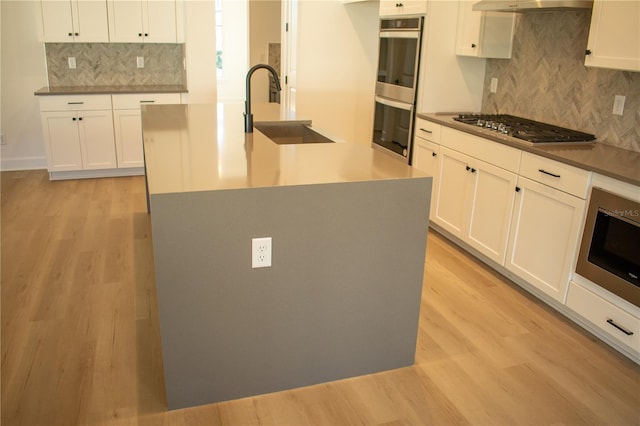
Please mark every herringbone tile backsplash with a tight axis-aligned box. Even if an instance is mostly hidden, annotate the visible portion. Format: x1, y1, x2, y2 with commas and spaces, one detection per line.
46, 43, 185, 87
482, 11, 639, 153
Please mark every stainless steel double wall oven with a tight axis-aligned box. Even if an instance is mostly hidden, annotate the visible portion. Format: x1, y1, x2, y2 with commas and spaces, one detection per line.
372, 17, 424, 163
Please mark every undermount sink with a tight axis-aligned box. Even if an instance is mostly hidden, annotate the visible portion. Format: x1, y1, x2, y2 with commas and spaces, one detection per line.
254, 121, 335, 145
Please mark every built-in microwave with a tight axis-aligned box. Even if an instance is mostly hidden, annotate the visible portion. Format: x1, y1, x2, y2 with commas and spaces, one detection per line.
576, 187, 640, 307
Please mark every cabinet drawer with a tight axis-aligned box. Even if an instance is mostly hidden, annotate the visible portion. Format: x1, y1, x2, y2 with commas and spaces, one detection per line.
567, 281, 639, 353
441, 126, 521, 173
112, 93, 181, 110
414, 118, 441, 144
520, 152, 591, 198
39, 95, 112, 112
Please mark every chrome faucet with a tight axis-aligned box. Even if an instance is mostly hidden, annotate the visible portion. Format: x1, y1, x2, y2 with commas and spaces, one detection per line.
244, 64, 282, 133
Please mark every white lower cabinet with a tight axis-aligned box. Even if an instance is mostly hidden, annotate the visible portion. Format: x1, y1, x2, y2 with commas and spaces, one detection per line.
431, 127, 520, 265
505, 153, 590, 303
113, 109, 144, 168
567, 280, 640, 354
39, 95, 116, 172
112, 93, 181, 168
39, 92, 182, 177
412, 118, 441, 220
434, 146, 517, 264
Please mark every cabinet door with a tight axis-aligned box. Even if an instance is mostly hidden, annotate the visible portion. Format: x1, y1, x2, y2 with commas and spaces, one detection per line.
380, 0, 427, 16
41, 0, 76, 42
456, 0, 514, 58
143, 0, 177, 43
506, 176, 586, 303
107, 0, 144, 42
40, 111, 83, 171
78, 110, 117, 170
456, 0, 482, 56
412, 137, 439, 220
433, 147, 472, 239
585, 0, 640, 72
466, 160, 516, 265
72, 0, 109, 42
113, 109, 144, 168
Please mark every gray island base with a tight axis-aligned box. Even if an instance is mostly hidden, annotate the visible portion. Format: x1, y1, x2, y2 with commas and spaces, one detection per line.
143, 103, 432, 410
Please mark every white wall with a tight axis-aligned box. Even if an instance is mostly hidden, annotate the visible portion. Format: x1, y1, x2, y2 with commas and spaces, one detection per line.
418, 0, 485, 113
182, 0, 217, 104
249, 0, 281, 104
216, 0, 248, 102
0, 1, 49, 170
295, 1, 379, 145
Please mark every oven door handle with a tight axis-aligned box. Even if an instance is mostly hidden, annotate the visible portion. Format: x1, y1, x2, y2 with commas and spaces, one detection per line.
380, 31, 420, 39
375, 95, 413, 112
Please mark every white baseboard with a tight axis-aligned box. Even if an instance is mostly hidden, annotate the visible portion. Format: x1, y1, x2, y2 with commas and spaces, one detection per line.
48, 168, 145, 180
1, 156, 48, 171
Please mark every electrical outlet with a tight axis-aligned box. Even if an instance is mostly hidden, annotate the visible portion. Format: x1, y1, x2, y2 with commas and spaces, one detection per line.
613, 95, 625, 116
68, 57, 76, 69
136, 56, 144, 68
490, 78, 498, 94
252, 237, 272, 268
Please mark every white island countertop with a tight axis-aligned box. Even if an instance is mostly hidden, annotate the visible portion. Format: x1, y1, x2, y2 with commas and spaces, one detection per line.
142, 102, 426, 195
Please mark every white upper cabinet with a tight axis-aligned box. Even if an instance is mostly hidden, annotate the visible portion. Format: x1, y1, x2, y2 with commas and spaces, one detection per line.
455, 0, 515, 58
107, 0, 177, 43
40, 0, 109, 43
379, 0, 427, 17
585, 0, 640, 72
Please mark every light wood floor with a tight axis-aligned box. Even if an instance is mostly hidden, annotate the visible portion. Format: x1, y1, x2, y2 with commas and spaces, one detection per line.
2, 169, 639, 426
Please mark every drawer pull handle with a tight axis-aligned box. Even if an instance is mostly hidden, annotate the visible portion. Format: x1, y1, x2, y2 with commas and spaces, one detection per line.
538, 169, 560, 178
606, 318, 634, 336
139, 100, 156, 103
420, 128, 433, 134
67, 102, 84, 105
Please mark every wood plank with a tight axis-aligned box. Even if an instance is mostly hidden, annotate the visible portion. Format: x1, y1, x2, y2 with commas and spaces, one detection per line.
1, 170, 639, 425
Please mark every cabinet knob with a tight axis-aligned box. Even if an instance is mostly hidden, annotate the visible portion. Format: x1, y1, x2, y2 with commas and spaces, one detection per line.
78, 117, 83, 121
75, 32, 79, 36
471, 168, 476, 173
515, 186, 521, 192
144, 33, 149, 37
138, 33, 143, 37
396, 2, 403, 6
432, 152, 437, 157
68, 32, 73, 36
471, 43, 477, 48
585, 49, 592, 55
465, 165, 471, 171
72, 117, 76, 121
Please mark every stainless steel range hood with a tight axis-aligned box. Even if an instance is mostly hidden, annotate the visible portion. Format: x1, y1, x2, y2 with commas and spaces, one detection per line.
472, 0, 593, 12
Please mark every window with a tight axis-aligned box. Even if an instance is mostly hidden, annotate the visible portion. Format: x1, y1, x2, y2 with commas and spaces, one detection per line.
216, 0, 223, 77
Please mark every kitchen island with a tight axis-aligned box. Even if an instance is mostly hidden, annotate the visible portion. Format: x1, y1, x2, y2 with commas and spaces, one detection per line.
142, 102, 432, 410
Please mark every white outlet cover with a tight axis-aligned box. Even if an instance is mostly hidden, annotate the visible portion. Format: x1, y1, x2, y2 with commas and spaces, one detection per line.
68, 57, 76, 69
136, 56, 144, 68
252, 237, 272, 268
490, 78, 498, 94
613, 95, 625, 116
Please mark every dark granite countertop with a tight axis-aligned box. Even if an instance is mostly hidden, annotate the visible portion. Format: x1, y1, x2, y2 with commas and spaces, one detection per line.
418, 113, 640, 187
34, 85, 188, 96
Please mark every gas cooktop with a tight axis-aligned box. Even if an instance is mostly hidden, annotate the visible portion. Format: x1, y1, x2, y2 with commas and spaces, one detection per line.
453, 114, 596, 144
